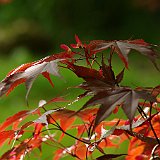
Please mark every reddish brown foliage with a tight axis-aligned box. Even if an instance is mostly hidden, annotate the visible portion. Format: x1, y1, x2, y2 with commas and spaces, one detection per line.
0, 35, 159, 159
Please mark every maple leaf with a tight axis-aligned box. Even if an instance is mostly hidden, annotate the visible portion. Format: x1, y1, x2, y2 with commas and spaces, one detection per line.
0, 97, 67, 132
86, 39, 159, 69
0, 106, 42, 132
0, 55, 65, 101
69, 63, 125, 95
71, 60, 157, 128
80, 88, 156, 127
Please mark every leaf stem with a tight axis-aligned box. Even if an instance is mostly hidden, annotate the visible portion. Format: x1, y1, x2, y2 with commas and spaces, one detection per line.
42, 106, 91, 144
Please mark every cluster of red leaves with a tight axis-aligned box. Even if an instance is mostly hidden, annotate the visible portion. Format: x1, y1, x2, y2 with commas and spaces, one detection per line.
1, 101, 159, 159
0, 35, 159, 159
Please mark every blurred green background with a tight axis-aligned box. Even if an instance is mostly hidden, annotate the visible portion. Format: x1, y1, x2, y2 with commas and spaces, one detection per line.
0, 0, 160, 159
